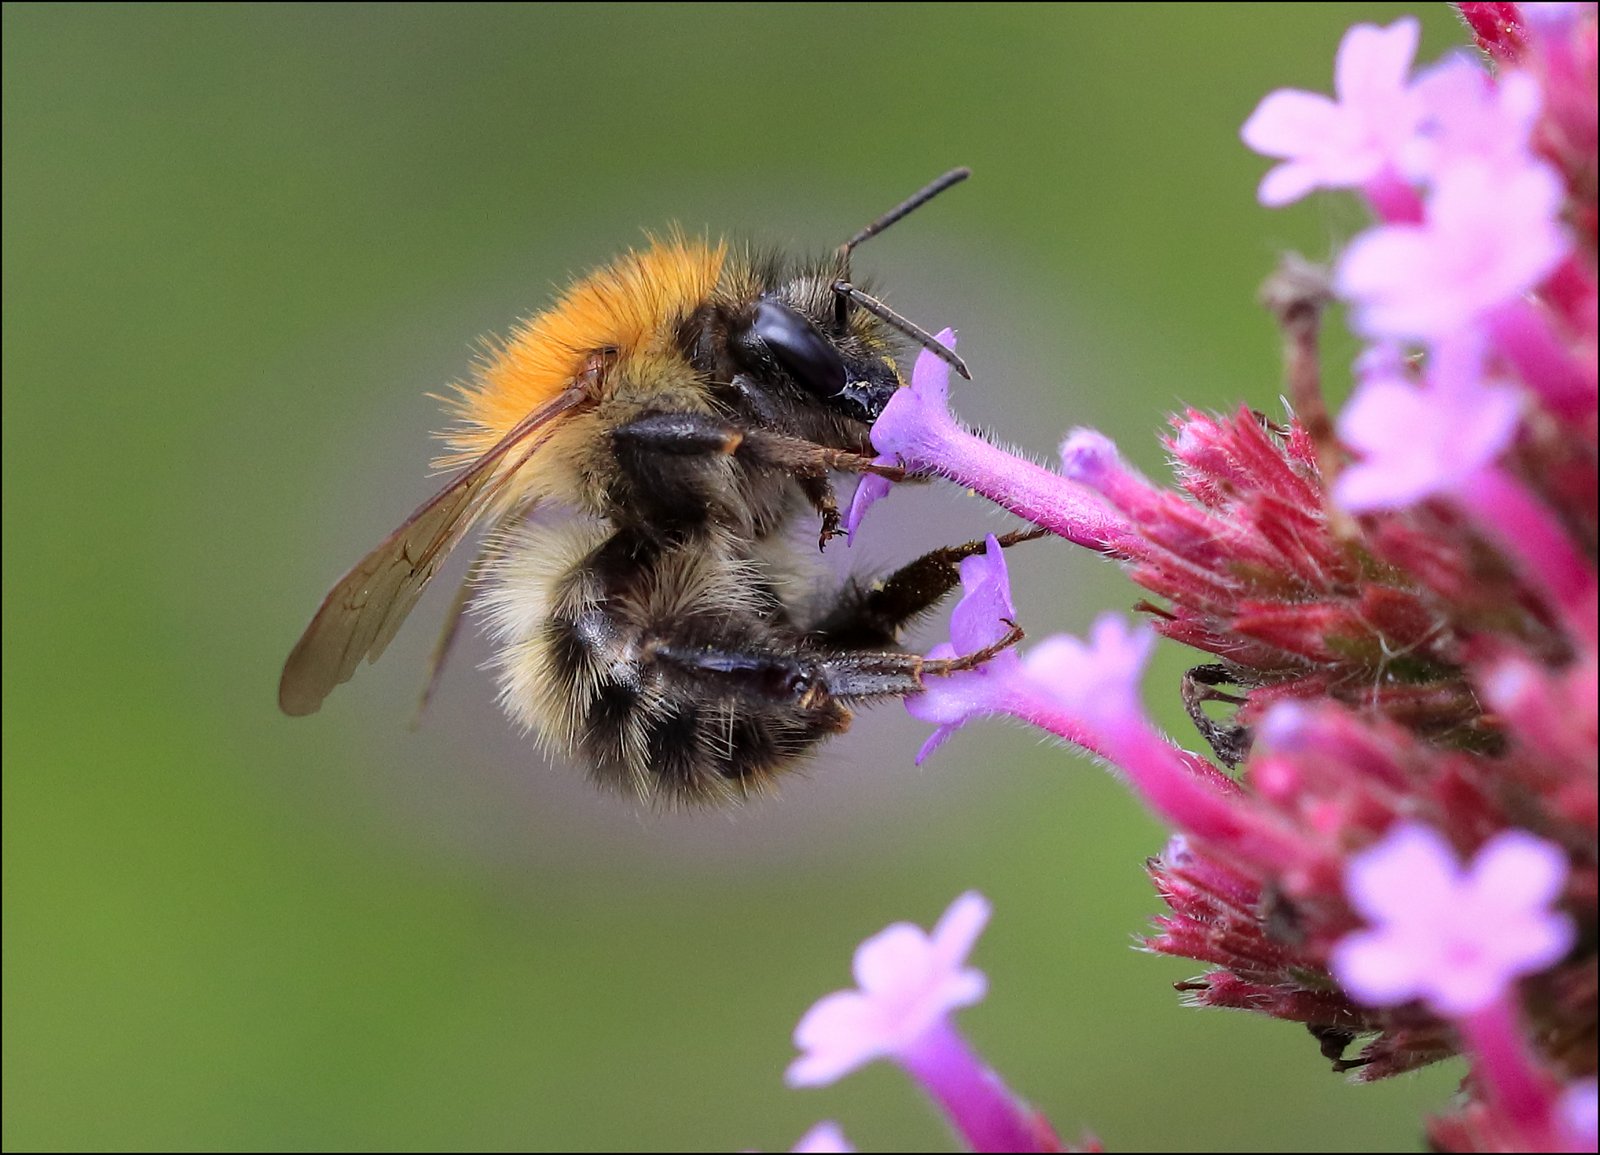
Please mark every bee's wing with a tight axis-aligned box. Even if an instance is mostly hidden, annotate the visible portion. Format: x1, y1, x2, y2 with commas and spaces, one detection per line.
278, 385, 588, 716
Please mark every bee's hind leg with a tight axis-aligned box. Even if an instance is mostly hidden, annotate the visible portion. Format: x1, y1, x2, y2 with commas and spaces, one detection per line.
648, 626, 1024, 713
807, 528, 1047, 650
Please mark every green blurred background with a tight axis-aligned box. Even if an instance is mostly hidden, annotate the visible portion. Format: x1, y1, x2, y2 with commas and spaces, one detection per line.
5, 4, 1468, 1150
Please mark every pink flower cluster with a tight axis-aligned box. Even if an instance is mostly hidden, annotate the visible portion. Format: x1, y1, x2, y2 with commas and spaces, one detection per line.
771, 5, 1597, 1152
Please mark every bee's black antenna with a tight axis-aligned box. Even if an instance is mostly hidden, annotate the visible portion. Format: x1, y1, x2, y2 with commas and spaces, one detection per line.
833, 281, 970, 380
836, 167, 971, 276
832, 167, 972, 378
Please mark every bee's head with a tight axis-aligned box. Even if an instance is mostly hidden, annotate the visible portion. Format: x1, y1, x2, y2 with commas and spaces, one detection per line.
731, 294, 902, 424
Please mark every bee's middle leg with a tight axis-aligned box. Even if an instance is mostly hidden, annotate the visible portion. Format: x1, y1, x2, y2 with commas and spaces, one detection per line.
808, 528, 1047, 649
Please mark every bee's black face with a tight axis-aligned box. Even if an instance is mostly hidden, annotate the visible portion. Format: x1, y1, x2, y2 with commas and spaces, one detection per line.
739, 297, 900, 424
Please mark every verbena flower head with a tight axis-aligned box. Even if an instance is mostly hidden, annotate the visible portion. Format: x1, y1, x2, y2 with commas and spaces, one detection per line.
1330, 822, 1575, 1016
811, 4, 1597, 1150
770, 4, 1597, 1150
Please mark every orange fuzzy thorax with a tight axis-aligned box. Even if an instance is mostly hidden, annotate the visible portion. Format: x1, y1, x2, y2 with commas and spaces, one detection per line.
441, 235, 726, 464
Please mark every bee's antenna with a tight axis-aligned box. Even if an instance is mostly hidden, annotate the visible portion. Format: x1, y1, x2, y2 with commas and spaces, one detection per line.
835, 167, 971, 277
831, 167, 972, 376
833, 281, 970, 380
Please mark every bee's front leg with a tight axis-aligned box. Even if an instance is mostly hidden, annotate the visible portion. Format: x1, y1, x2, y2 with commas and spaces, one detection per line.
611, 411, 899, 540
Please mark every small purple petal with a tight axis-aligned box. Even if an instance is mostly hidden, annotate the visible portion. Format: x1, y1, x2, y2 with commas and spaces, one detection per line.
843, 461, 896, 544
788, 990, 881, 1086
904, 537, 1024, 758
1558, 1080, 1599, 1151
1405, 57, 1543, 181
914, 724, 960, 766
948, 536, 1016, 653
1468, 830, 1572, 909
853, 923, 932, 994
931, 891, 992, 971
1343, 822, 1462, 923
1335, 18, 1420, 104
791, 1122, 854, 1154
1331, 927, 1433, 1006
1241, 89, 1341, 157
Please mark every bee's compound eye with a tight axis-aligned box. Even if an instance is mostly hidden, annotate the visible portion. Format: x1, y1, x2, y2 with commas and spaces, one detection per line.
749, 299, 847, 400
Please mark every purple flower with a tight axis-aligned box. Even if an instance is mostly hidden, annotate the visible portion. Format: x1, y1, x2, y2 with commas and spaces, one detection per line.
1333, 335, 1523, 511
1404, 58, 1543, 181
904, 540, 1127, 766
787, 893, 1057, 1154
1334, 336, 1595, 635
789, 1122, 854, 1153
1241, 19, 1423, 206
1330, 823, 1575, 1016
905, 535, 1026, 762
787, 891, 990, 1086
844, 335, 965, 543
1022, 615, 1156, 726
867, 330, 1127, 552
1335, 159, 1570, 340
910, 568, 1276, 859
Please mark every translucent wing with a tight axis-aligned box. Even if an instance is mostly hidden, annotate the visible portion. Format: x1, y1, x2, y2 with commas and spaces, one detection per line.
279, 385, 588, 716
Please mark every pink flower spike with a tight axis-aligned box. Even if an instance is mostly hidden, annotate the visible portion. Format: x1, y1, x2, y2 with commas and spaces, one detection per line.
1333, 337, 1523, 511
868, 333, 1128, 552
1331, 823, 1575, 1016
1241, 19, 1423, 207
1335, 159, 1570, 340
787, 894, 1056, 1154
790, 1122, 854, 1153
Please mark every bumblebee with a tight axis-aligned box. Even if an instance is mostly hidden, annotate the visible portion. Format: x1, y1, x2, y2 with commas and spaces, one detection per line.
280, 170, 1025, 805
